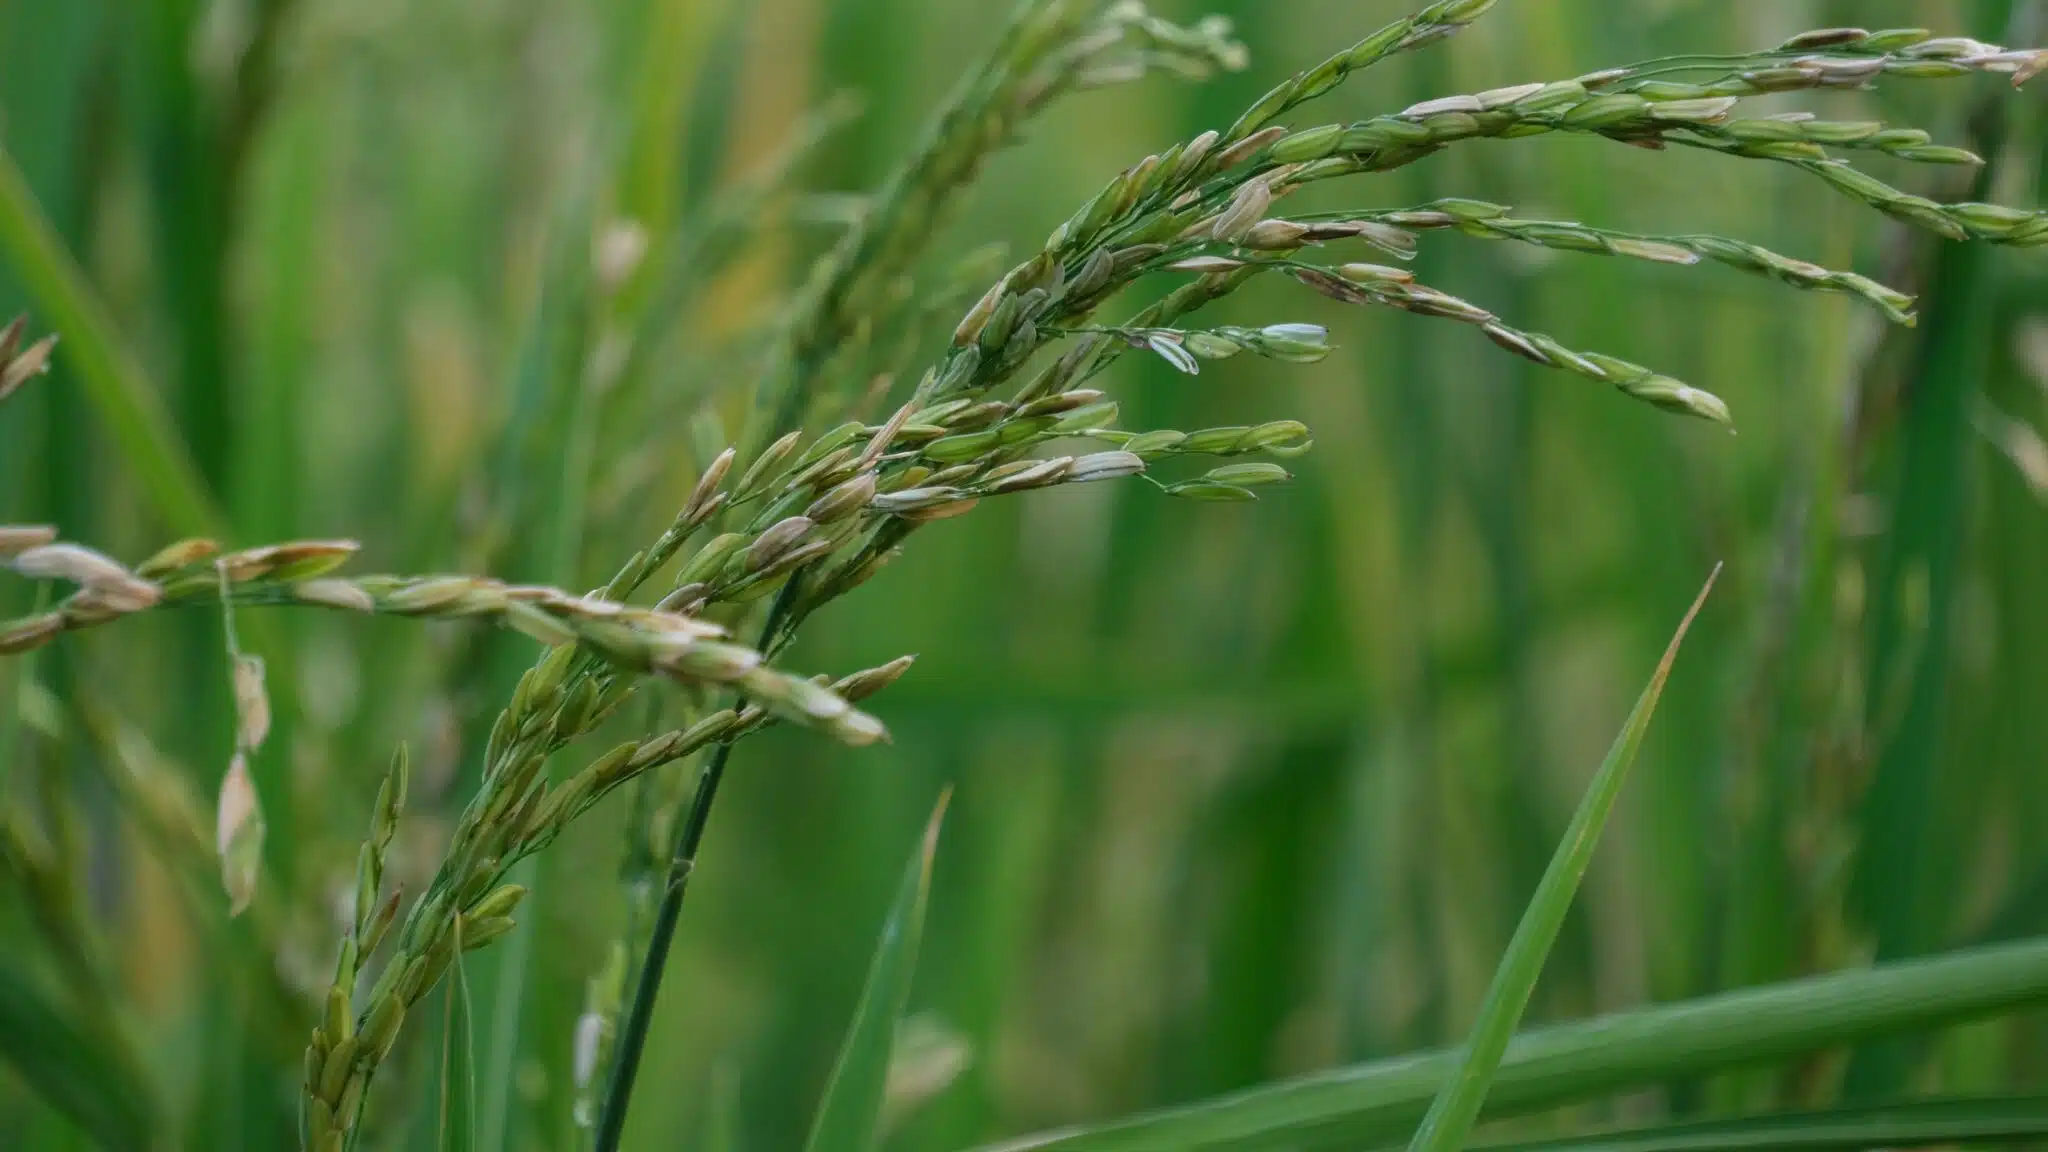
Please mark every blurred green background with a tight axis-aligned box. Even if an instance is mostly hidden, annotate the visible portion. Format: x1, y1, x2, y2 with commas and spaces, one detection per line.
3, 0, 2048, 1149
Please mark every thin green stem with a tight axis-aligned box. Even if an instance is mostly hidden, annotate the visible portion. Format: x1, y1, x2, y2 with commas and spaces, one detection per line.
589, 741, 732, 1152
591, 576, 807, 1151
214, 562, 244, 658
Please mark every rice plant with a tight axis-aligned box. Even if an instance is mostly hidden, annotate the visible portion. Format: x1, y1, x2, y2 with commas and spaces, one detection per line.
3, 1, 2047, 1150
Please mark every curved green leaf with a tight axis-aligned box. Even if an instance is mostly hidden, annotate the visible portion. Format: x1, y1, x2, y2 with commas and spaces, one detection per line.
979, 935, 2048, 1151
1410, 566, 1718, 1152
803, 790, 950, 1152
1475, 1095, 2048, 1152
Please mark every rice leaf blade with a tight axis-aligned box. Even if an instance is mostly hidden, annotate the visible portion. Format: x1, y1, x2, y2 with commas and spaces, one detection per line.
1473, 1094, 2048, 1152
802, 790, 950, 1152
1408, 566, 1719, 1152
978, 935, 2048, 1151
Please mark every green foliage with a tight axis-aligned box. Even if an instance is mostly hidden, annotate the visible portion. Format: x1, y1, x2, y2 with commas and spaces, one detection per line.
2, 1, 2047, 1151
0, 959, 155, 1152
